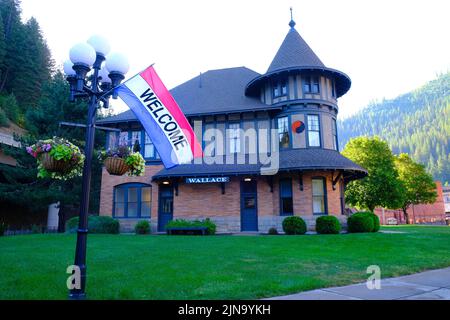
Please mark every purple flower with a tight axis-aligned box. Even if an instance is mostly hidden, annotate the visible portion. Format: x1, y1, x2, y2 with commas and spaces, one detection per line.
26, 147, 33, 154
44, 144, 52, 152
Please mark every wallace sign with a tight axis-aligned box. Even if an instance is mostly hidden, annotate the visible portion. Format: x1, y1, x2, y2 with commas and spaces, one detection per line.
185, 177, 230, 184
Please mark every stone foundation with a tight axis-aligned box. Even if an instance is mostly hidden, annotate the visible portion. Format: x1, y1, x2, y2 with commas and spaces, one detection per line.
117, 215, 349, 234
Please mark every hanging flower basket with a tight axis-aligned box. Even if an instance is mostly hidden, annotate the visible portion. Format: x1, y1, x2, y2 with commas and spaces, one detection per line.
27, 137, 85, 180
99, 145, 145, 177
41, 152, 75, 173
104, 157, 130, 176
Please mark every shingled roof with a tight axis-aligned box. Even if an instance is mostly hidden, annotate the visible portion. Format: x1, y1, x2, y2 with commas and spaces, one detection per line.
98, 67, 279, 124
152, 149, 367, 181
267, 27, 325, 73
245, 20, 352, 98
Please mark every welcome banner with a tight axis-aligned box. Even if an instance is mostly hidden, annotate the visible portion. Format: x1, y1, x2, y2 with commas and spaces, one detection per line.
117, 66, 202, 168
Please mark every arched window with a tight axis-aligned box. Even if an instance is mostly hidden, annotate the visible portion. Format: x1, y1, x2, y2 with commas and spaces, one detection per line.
113, 183, 152, 218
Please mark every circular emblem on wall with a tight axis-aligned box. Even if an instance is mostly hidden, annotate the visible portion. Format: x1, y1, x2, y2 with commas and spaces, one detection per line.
292, 120, 305, 134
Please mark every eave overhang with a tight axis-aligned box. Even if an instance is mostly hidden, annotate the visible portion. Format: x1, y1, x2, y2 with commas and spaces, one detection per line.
245, 66, 352, 98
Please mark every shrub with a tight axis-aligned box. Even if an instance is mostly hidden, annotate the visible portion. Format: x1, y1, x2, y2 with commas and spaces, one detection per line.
282, 216, 307, 235
316, 216, 342, 234
66, 215, 120, 234
268, 227, 279, 235
135, 220, 151, 235
31, 225, 42, 234
166, 218, 217, 235
347, 212, 374, 233
365, 212, 380, 232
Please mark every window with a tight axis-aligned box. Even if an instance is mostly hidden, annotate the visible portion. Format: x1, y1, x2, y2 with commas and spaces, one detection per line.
107, 132, 118, 149
229, 123, 241, 153
119, 131, 129, 146
307, 115, 321, 147
131, 131, 141, 151
303, 76, 320, 94
312, 178, 327, 215
280, 178, 293, 216
273, 79, 288, 98
113, 184, 152, 218
273, 85, 280, 98
303, 77, 311, 93
144, 133, 155, 159
281, 81, 288, 96
278, 117, 290, 149
312, 77, 320, 93
332, 118, 338, 151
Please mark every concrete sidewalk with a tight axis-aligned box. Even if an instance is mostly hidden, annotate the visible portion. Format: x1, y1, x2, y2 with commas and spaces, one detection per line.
268, 267, 450, 300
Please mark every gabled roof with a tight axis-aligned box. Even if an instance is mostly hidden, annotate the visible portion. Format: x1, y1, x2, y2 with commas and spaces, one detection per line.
98, 67, 280, 124
152, 149, 367, 181
267, 27, 325, 73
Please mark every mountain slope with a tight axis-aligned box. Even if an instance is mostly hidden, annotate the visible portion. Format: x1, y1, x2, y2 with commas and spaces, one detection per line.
338, 72, 450, 184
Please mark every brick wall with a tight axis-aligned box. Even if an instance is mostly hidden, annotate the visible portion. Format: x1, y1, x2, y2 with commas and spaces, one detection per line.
374, 181, 446, 225
99, 164, 163, 221
99, 166, 345, 233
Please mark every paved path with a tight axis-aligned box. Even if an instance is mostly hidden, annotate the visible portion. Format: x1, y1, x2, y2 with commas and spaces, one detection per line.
268, 267, 450, 300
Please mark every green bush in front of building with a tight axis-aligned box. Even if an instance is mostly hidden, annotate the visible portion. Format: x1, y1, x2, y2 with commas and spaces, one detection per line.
347, 212, 375, 233
316, 216, 342, 234
135, 220, 151, 235
282, 216, 307, 235
356, 211, 380, 232
268, 227, 279, 235
66, 215, 120, 234
166, 218, 217, 235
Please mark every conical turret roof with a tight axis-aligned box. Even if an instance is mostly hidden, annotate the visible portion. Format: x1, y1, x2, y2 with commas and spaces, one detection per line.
267, 27, 325, 73
246, 18, 351, 98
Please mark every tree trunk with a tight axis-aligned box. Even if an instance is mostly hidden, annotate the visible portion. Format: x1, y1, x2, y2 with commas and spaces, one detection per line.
402, 207, 410, 225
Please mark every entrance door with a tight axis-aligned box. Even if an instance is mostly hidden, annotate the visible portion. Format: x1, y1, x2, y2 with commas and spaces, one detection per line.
158, 185, 174, 232
241, 180, 258, 231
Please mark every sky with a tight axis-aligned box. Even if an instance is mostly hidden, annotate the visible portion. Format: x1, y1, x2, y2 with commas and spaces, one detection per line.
21, 0, 450, 118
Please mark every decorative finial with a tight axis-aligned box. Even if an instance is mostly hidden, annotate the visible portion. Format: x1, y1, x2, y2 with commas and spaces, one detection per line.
289, 7, 296, 29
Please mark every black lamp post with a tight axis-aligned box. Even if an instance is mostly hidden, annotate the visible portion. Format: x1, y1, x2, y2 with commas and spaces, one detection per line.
64, 35, 129, 299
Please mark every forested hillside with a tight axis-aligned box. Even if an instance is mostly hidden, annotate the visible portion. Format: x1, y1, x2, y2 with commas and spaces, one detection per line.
338, 72, 450, 184
0, 0, 105, 226
0, 0, 53, 127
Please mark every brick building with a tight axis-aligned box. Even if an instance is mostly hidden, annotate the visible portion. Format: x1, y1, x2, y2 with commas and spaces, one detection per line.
97, 17, 367, 233
374, 181, 447, 225
443, 185, 450, 216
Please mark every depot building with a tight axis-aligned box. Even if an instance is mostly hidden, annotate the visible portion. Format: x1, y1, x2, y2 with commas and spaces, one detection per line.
97, 17, 367, 233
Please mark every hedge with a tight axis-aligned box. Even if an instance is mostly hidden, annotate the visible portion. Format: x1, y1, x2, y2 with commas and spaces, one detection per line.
282, 216, 307, 235
166, 218, 217, 235
316, 216, 342, 234
347, 212, 375, 233
66, 215, 120, 234
135, 220, 151, 235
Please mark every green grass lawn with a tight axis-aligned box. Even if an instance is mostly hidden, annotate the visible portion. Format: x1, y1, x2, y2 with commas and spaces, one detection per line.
1, 225, 449, 300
